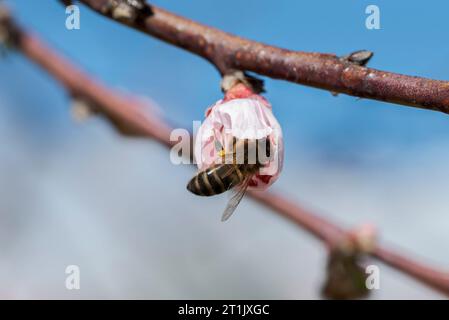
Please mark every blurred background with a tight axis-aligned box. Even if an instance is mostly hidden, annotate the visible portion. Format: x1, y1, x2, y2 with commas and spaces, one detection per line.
0, 0, 448, 299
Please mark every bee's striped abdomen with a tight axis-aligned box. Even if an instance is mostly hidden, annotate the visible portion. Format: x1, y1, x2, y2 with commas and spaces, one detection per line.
187, 164, 246, 196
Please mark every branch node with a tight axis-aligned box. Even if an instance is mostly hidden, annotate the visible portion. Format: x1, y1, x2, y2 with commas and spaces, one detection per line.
221, 69, 265, 94
322, 247, 370, 299
70, 93, 148, 137
321, 224, 377, 299
340, 50, 374, 67
0, 6, 21, 50
71, 96, 97, 122
101, 0, 152, 23
331, 50, 374, 97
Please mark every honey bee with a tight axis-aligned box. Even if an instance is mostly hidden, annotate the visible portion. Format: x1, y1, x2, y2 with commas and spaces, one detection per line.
187, 137, 271, 221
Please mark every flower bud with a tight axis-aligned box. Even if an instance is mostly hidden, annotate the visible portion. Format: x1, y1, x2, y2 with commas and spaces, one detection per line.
194, 83, 283, 190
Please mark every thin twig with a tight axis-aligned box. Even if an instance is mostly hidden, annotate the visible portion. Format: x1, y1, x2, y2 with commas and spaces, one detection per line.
4, 7, 449, 297
78, 0, 449, 115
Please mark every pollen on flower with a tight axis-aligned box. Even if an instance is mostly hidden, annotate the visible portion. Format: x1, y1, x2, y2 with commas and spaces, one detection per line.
218, 149, 226, 158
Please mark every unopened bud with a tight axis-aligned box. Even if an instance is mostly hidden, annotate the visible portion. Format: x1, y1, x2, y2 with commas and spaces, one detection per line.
71, 98, 95, 122
321, 249, 370, 299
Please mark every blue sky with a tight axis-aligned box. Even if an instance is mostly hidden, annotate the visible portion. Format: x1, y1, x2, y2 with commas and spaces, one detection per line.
4, 0, 449, 165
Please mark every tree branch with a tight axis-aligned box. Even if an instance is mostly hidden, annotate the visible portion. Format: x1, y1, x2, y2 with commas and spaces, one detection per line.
77, 0, 449, 115
3, 7, 449, 297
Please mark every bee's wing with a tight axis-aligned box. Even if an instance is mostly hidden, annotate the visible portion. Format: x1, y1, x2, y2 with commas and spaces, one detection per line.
221, 175, 252, 222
